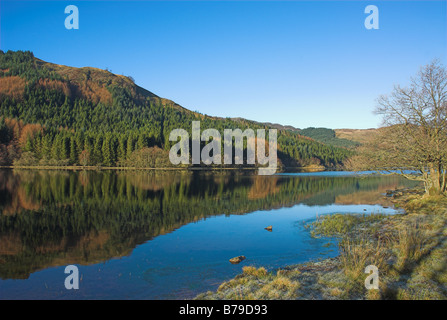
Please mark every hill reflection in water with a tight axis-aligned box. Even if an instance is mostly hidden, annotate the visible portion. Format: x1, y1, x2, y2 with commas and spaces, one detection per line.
0, 169, 419, 299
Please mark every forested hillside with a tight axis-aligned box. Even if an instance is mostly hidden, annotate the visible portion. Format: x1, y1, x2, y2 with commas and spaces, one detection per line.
0, 50, 352, 169
298, 127, 360, 149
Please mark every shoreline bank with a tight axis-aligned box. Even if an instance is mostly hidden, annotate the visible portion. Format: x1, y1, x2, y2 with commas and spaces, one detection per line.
195, 187, 447, 300
0, 165, 326, 173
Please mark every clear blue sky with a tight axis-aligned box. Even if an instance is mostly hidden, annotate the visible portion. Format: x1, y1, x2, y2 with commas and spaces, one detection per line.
1, 0, 446, 129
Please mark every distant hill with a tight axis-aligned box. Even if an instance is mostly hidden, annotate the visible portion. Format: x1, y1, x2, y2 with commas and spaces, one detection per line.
244, 122, 361, 149
239, 119, 301, 133
334, 128, 379, 145
298, 127, 360, 148
0, 50, 353, 169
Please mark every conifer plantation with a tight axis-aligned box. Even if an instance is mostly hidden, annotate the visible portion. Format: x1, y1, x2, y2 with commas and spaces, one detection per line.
0, 50, 352, 169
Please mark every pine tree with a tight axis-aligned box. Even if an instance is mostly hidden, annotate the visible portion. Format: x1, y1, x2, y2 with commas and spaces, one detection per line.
92, 135, 103, 165
51, 135, 60, 160
126, 135, 134, 159
70, 136, 77, 165
61, 135, 69, 160
102, 134, 112, 167
117, 136, 127, 164
136, 133, 147, 150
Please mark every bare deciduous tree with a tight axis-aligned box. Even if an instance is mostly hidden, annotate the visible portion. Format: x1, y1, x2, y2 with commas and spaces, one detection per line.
350, 60, 447, 195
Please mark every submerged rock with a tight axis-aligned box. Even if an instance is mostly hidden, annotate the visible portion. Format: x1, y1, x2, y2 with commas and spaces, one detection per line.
386, 190, 394, 197
229, 256, 246, 264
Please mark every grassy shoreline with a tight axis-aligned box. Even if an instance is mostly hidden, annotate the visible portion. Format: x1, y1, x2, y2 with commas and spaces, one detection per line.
195, 187, 447, 300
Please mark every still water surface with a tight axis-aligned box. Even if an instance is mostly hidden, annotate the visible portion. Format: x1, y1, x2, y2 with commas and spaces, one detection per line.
0, 169, 419, 299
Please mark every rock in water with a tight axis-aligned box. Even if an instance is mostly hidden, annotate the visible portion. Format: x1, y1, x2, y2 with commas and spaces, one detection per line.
265, 225, 273, 231
229, 256, 246, 264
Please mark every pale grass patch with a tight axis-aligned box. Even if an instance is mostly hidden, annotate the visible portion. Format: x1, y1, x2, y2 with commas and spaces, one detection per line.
339, 236, 389, 280
394, 221, 428, 272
